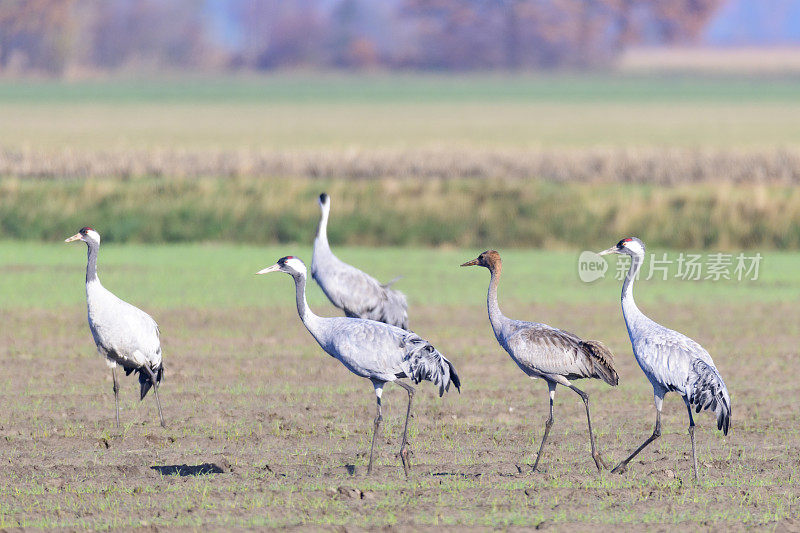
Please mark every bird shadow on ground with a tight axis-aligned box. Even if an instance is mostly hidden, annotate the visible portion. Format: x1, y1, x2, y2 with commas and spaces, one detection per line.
151, 463, 224, 476
431, 472, 483, 478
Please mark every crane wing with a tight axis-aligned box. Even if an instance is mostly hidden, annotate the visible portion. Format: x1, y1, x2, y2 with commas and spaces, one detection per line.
314, 318, 457, 394
505, 323, 616, 384
633, 328, 713, 394
88, 289, 161, 368
315, 262, 384, 313
318, 318, 408, 378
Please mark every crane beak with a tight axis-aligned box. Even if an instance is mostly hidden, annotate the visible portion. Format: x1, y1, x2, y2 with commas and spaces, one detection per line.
597, 246, 619, 256
65, 233, 82, 243
460, 258, 480, 267
256, 263, 281, 275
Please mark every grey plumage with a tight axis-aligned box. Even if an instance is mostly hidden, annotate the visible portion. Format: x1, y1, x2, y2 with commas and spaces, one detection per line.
462, 250, 617, 472
258, 256, 459, 475
401, 336, 460, 397
688, 359, 730, 434
600, 237, 731, 479
66, 227, 165, 428
311, 193, 409, 329
502, 323, 618, 387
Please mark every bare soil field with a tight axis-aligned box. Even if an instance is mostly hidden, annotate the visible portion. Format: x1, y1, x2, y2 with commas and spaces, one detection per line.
1, 300, 797, 529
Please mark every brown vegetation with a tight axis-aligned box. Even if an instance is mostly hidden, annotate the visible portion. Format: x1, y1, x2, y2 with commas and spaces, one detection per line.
2, 173, 798, 249
3, 146, 800, 184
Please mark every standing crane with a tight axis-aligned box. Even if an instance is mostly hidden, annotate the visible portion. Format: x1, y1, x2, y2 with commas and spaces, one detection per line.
66, 227, 165, 428
312, 193, 409, 330
598, 237, 731, 479
257, 255, 459, 476
461, 250, 617, 472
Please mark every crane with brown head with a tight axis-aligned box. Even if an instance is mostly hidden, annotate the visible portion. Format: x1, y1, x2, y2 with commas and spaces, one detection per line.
461, 248, 617, 473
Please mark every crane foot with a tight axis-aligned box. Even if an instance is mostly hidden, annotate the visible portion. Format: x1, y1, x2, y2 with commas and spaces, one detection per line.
398, 446, 411, 477
593, 452, 609, 471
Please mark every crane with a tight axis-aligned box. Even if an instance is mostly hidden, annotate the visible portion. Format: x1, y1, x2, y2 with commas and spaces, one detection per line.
598, 237, 731, 479
257, 255, 459, 475
66, 227, 165, 428
461, 250, 617, 472
312, 193, 409, 329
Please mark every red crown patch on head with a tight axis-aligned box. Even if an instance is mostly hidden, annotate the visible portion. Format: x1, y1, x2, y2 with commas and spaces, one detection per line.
623, 238, 633, 242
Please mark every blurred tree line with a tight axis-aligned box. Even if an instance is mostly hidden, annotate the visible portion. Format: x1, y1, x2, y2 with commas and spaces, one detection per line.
0, 0, 723, 75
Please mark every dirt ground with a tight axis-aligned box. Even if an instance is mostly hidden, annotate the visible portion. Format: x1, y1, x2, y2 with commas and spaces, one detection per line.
0, 301, 798, 529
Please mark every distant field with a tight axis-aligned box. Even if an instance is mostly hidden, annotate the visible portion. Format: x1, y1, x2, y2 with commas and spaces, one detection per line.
0, 243, 798, 528
1, 75, 800, 150
2, 75, 799, 251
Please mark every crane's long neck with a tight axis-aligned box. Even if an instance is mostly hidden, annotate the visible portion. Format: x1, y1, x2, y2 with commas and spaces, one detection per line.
85, 242, 99, 285
315, 205, 331, 251
621, 253, 644, 325
292, 272, 322, 331
487, 264, 506, 337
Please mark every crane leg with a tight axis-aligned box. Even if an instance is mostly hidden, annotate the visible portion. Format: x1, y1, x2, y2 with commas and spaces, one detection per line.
532, 382, 557, 472
367, 381, 384, 475
569, 384, 607, 471
143, 366, 166, 428
111, 366, 120, 429
395, 381, 415, 477
684, 399, 699, 481
612, 394, 663, 474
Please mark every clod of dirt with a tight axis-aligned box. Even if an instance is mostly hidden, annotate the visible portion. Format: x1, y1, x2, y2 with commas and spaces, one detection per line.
665, 469, 675, 479
337, 486, 362, 500
45, 477, 64, 491
524, 488, 537, 497
535, 519, 551, 530
97, 438, 110, 449
360, 490, 376, 501
215, 457, 232, 472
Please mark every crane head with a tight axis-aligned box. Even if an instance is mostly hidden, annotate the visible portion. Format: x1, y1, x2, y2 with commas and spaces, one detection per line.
461, 250, 501, 270
65, 227, 100, 245
318, 193, 330, 209
256, 255, 307, 277
598, 237, 645, 257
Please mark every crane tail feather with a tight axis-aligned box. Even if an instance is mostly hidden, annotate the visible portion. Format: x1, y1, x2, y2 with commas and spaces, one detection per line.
401, 336, 460, 397
446, 358, 461, 394
138, 365, 163, 401
581, 340, 619, 386
688, 359, 731, 436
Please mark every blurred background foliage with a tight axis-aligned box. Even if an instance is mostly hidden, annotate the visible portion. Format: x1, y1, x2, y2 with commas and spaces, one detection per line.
0, 0, 732, 75
1, 0, 799, 250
